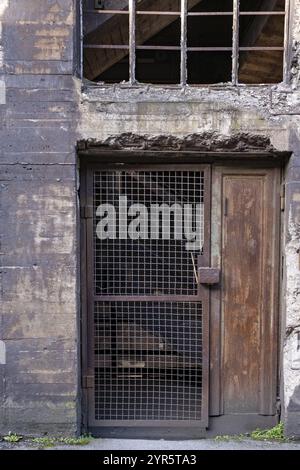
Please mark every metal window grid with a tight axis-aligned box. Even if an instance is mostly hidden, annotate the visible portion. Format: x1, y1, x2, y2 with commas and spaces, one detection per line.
83, 0, 290, 85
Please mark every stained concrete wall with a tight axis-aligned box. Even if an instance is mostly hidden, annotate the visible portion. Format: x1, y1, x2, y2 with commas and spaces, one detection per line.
0, 1, 79, 434
0, 0, 300, 437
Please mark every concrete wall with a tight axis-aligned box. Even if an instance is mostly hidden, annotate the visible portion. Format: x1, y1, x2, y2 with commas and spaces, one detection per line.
0, 0, 299, 436
0, 1, 79, 434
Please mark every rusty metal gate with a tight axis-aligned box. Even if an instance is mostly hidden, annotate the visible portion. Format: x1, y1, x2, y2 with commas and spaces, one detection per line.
82, 165, 211, 431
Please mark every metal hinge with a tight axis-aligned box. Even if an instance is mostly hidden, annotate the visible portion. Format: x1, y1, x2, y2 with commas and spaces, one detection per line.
80, 205, 93, 219
280, 183, 285, 212
82, 375, 94, 389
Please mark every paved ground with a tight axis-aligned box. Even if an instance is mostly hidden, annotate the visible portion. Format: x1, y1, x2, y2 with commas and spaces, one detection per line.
1, 438, 300, 450
56, 437, 300, 451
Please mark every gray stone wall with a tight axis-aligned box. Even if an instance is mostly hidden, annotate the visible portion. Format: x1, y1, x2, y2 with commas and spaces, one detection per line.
0, 0, 299, 437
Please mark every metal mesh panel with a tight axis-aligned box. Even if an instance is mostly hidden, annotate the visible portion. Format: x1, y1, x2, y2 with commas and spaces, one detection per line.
94, 301, 203, 421
93, 170, 205, 296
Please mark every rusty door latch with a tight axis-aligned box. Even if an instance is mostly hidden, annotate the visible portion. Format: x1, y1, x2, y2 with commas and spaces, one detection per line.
198, 267, 220, 285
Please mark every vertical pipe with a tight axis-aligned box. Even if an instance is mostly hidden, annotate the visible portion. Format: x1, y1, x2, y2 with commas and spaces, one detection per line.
129, 0, 136, 84
232, 0, 239, 85
180, 0, 188, 86
283, 0, 291, 85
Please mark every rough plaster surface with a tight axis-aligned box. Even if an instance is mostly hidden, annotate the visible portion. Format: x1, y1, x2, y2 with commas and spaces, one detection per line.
79, 131, 278, 153
0, 0, 300, 437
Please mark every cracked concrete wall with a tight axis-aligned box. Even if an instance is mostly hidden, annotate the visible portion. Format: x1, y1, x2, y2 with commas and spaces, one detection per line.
0, 0, 300, 436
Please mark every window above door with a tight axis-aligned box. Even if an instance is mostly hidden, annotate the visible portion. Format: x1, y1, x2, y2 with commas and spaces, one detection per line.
82, 0, 290, 86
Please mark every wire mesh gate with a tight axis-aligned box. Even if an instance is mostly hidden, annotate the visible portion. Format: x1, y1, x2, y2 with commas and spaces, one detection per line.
84, 165, 210, 429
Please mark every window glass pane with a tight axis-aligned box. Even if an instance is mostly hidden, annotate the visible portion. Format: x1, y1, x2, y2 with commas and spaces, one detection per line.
238, 50, 283, 83
187, 51, 232, 84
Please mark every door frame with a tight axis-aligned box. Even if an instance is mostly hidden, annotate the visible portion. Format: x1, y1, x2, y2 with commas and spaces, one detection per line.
79, 155, 284, 436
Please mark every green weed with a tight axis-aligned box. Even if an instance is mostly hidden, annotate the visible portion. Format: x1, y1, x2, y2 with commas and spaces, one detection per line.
31, 434, 93, 448
3, 432, 23, 443
250, 422, 286, 441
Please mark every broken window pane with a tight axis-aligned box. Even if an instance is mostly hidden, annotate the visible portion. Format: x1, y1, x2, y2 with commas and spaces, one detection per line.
238, 0, 285, 84
186, 0, 233, 84
90, 0, 129, 11
91, 49, 130, 83
83, 7, 129, 82
239, 14, 284, 48
187, 0, 233, 12
136, 14, 181, 47
136, 50, 180, 84
187, 52, 232, 84
239, 50, 283, 83
136, 0, 181, 12
82, 0, 287, 85
83, 0, 129, 38
239, 0, 285, 12
135, 7, 181, 83
187, 15, 233, 48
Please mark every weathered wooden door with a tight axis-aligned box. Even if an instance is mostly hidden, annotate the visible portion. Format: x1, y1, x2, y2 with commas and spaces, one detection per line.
81, 165, 211, 435
210, 166, 281, 433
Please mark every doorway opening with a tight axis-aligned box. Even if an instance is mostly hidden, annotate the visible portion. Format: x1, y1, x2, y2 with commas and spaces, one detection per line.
80, 158, 282, 437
